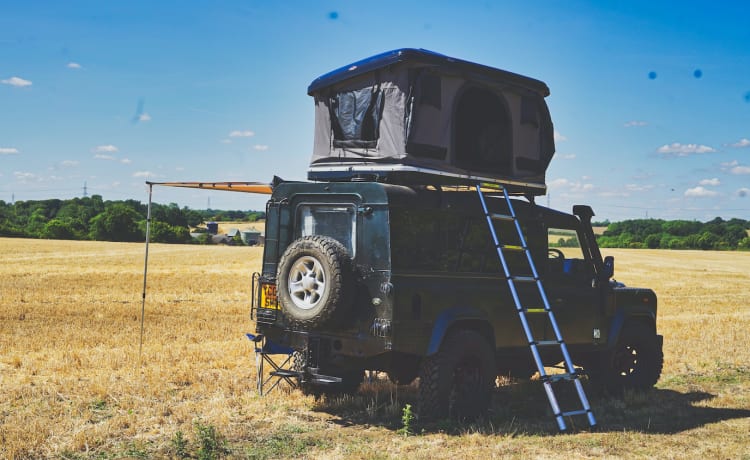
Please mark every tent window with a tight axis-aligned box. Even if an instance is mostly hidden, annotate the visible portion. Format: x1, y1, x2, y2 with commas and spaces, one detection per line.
454, 87, 512, 174
418, 73, 441, 109
329, 87, 384, 149
521, 95, 539, 127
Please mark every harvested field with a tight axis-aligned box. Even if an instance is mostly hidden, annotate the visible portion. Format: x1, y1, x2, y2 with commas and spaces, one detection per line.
1, 238, 749, 458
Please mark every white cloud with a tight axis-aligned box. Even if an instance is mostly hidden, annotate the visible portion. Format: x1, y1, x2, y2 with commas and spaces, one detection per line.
133, 171, 157, 178
253, 144, 269, 151
560, 154, 576, 160
553, 131, 567, 142
657, 143, 716, 156
229, 130, 255, 137
698, 178, 721, 186
625, 184, 655, 192
1, 76, 32, 87
66, 62, 82, 69
138, 113, 151, 122
120, 158, 132, 164
729, 138, 750, 148
624, 120, 648, 127
547, 178, 594, 193
92, 144, 118, 153
0, 147, 19, 155
94, 154, 116, 161
13, 171, 40, 182
737, 188, 750, 198
731, 165, 750, 175
684, 186, 718, 197
61, 160, 79, 167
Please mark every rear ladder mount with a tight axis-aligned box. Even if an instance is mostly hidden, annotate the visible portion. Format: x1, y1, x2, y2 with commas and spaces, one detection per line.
476, 183, 597, 431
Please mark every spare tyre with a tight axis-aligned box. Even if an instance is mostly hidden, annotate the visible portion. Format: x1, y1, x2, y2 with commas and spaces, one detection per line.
277, 235, 354, 328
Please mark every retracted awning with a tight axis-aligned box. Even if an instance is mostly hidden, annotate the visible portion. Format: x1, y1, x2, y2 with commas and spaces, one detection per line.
146, 181, 273, 194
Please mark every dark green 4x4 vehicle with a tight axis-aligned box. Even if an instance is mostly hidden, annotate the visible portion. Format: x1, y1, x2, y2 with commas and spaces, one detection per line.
250, 49, 663, 421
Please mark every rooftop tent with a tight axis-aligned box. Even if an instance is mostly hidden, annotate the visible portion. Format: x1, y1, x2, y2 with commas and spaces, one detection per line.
307, 49, 555, 195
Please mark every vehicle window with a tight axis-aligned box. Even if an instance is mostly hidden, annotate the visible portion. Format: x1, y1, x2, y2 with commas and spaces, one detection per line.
297, 205, 356, 256
547, 227, 588, 276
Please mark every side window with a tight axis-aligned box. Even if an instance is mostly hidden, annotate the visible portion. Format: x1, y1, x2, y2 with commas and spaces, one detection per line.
297, 205, 356, 256
329, 87, 384, 148
547, 227, 589, 276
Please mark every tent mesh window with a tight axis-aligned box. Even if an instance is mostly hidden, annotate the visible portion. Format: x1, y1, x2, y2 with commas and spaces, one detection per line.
329, 87, 384, 149
454, 87, 512, 174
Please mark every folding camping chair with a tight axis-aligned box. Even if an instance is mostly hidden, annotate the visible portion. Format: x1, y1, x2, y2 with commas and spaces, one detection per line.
246, 333, 299, 395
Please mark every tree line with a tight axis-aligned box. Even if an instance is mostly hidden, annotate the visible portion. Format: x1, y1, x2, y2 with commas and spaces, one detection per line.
0, 196, 264, 243
595, 218, 750, 250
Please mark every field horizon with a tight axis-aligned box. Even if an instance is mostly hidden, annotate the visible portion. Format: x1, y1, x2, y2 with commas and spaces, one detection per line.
1, 238, 748, 459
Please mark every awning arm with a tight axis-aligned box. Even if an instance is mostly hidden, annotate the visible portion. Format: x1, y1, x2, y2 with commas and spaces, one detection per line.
146, 181, 273, 195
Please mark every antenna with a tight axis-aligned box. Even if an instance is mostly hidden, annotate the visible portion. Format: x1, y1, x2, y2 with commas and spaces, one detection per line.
83, 181, 88, 198
207, 196, 211, 210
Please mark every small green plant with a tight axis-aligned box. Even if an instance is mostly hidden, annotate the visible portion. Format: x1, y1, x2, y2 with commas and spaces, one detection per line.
397, 403, 414, 436
171, 430, 189, 459
194, 420, 228, 460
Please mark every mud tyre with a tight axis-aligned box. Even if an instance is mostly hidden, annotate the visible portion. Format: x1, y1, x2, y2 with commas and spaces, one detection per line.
417, 329, 496, 422
601, 321, 663, 394
277, 236, 354, 328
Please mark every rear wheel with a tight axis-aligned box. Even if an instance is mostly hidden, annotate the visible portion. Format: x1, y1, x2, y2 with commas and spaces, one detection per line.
417, 329, 496, 421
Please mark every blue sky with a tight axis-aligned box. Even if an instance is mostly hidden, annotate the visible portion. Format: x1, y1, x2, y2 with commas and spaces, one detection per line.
1, 1, 749, 221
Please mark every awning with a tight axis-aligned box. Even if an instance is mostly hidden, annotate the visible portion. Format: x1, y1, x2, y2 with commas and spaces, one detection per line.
146, 181, 273, 194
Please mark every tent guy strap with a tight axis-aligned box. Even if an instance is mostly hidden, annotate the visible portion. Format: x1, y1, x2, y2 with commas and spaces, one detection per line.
146, 181, 273, 194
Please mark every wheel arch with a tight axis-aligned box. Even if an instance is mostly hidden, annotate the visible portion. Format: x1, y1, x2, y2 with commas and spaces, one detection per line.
607, 309, 656, 348
425, 306, 495, 356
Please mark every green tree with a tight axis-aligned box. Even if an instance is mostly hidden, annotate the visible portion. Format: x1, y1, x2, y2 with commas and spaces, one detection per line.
89, 203, 144, 242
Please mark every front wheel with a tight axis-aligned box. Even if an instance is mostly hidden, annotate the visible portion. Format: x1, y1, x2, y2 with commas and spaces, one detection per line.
417, 329, 496, 421
599, 321, 663, 393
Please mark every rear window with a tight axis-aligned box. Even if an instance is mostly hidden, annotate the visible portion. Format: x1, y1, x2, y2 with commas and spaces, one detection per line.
297, 205, 357, 256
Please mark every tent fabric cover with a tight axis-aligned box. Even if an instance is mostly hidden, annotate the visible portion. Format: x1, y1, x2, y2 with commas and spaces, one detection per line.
307, 49, 555, 194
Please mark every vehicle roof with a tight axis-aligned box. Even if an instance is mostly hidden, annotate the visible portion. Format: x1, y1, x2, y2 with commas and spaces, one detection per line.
307, 48, 550, 96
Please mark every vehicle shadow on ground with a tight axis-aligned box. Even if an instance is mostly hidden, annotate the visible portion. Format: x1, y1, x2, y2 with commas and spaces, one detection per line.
311, 380, 750, 435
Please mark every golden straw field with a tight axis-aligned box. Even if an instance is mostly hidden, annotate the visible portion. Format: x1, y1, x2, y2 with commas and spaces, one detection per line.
1, 238, 749, 459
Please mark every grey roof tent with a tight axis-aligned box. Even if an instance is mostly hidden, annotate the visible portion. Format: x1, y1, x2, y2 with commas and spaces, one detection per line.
307, 48, 555, 195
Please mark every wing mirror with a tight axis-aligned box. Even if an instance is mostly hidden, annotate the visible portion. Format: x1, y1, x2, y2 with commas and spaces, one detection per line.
603, 255, 615, 279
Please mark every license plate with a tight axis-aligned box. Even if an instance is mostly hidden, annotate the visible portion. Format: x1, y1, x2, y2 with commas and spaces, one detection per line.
260, 283, 279, 309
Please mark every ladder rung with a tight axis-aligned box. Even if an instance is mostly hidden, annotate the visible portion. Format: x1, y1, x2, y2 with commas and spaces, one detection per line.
489, 212, 514, 222
543, 373, 578, 382
561, 409, 590, 417
535, 340, 561, 347
510, 275, 537, 283
499, 244, 525, 252
523, 308, 548, 314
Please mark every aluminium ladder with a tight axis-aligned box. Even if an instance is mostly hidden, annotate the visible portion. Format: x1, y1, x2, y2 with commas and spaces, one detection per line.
476, 183, 597, 431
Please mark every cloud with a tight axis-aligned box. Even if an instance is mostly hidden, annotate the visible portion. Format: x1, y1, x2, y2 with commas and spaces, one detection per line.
731, 165, 750, 175
657, 143, 717, 156
698, 178, 720, 186
138, 113, 151, 122
624, 121, 648, 127
93, 154, 116, 161
1, 76, 32, 87
229, 130, 255, 137
13, 171, 40, 182
120, 158, 132, 164
729, 138, 750, 148
684, 186, 718, 197
92, 144, 118, 153
253, 145, 269, 151
0, 147, 19, 155
547, 178, 594, 193
737, 188, 750, 198
625, 184, 655, 192
66, 62, 82, 69
133, 171, 158, 178
60, 160, 79, 167
553, 131, 567, 142
560, 154, 576, 160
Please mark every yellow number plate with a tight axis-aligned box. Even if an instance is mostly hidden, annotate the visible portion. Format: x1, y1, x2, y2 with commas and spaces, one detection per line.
260, 284, 279, 310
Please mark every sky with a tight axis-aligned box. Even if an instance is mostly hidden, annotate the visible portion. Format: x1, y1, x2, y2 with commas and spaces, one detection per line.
1, 1, 749, 221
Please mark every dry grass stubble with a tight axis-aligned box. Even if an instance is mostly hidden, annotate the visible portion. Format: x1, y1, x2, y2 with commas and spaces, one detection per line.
1, 239, 749, 458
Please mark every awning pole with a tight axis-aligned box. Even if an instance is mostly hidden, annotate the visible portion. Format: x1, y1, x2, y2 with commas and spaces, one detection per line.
139, 183, 154, 363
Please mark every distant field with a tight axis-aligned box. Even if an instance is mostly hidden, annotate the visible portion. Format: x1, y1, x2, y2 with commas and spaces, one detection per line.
1, 238, 749, 458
